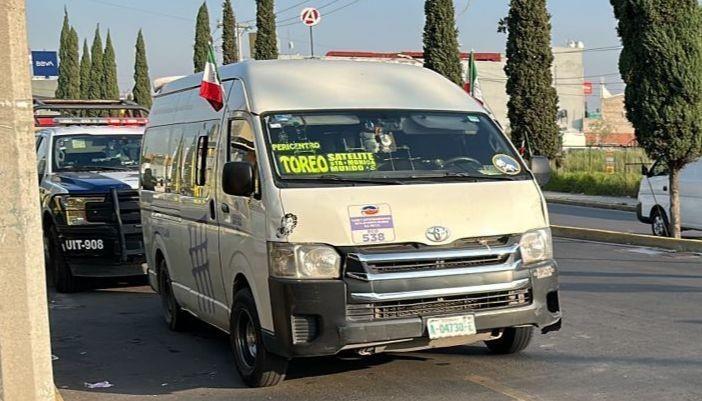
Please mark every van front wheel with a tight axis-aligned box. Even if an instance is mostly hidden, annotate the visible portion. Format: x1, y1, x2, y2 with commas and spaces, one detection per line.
651, 208, 670, 237
230, 288, 287, 387
485, 326, 533, 354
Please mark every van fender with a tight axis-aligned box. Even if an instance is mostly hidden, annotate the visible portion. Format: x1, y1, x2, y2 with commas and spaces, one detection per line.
150, 232, 173, 294
223, 249, 273, 332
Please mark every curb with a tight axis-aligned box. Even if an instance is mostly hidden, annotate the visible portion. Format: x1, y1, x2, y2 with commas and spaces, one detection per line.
546, 198, 637, 212
551, 225, 702, 253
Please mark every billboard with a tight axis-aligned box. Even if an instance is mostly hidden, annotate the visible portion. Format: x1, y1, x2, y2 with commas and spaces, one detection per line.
31, 51, 58, 77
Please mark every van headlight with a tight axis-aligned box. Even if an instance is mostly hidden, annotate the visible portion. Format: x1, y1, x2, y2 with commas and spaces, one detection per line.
57, 195, 104, 225
268, 243, 341, 279
519, 228, 553, 265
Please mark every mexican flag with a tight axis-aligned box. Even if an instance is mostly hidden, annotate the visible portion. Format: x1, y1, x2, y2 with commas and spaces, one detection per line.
467, 51, 485, 104
199, 43, 224, 111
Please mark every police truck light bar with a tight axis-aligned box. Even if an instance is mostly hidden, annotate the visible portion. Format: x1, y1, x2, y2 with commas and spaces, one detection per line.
35, 117, 148, 127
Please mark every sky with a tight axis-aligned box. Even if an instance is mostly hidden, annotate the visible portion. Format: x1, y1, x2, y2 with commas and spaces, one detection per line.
26, 0, 624, 99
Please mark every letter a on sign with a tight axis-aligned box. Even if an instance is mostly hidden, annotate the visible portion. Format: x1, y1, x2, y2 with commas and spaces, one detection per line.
300, 7, 321, 26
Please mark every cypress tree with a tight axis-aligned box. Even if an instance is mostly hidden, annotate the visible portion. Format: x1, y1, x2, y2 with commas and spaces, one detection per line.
422, 0, 463, 86
79, 39, 91, 99
254, 0, 278, 60
194, 2, 211, 72
103, 30, 120, 99
88, 26, 105, 100
222, 0, 239, 64
56, 10, 80, 99
503, 0, 560, 159
611, 0, 702, 238
132, 29, 152, 109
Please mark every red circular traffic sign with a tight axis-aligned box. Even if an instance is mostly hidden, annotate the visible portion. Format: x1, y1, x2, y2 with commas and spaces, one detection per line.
300, 7, 321, 27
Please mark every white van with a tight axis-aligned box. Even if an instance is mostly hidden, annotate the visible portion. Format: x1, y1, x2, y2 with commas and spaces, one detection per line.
638, 159, 702, 236
140, 60, 561, 387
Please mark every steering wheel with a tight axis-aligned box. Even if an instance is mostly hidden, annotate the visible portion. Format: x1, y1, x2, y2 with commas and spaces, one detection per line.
443, 156, 483, 170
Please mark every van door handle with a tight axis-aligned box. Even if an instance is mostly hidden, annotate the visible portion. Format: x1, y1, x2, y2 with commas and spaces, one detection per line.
209, 199, 216, 220
663, 186, 668, 192
221, 203, 230, 213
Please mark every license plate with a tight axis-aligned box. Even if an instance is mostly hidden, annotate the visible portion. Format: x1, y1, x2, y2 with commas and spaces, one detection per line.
427, 315, 476, 339
63, 239, 105, 251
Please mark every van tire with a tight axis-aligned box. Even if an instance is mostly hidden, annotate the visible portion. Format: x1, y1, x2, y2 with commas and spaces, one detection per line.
485, 326, 533, 354
230, 288, 287, 387
47, 225, 80, 293
651, 208, 670, 237
158, 260, 189, 331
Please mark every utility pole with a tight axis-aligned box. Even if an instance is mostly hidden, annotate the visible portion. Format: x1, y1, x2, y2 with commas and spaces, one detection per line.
0, 1, 56, 400
235, 23, 252, 61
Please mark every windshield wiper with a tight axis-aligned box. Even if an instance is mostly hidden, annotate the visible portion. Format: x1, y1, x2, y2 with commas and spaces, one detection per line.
408, 172, 521, 181
282, 174, 405, 185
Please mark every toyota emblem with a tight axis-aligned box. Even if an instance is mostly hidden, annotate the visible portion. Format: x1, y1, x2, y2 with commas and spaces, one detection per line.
426, 226, 450, 242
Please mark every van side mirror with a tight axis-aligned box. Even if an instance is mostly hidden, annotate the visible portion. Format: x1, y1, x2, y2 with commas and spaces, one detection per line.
529, 156, 551, 187
222, 161, 255, 197
641, 165, 649, 176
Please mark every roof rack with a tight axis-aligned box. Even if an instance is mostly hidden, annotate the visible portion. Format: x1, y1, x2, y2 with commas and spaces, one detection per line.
33, 98, 149, 112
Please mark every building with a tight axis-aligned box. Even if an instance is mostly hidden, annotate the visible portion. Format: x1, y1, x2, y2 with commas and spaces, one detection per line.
584, 84, 636, 146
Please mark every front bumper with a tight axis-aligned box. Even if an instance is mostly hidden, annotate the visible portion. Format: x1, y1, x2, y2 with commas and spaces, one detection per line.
55, 224, 145, 277
636, 203, 651, 224
264, 263, 561, 358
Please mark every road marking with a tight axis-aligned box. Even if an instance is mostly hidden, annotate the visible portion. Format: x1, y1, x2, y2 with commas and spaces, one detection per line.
466, 375, 540, 401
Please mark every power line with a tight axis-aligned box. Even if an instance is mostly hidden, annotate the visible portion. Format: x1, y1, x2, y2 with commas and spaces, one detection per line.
553, 45, 623, 54
277, 0, 363, 28
78, 0, 192, 21
240, 0, 313, 24
276, 0, 347, 25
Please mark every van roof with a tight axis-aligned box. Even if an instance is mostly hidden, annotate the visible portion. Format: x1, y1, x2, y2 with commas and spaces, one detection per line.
158, 59, 484, 114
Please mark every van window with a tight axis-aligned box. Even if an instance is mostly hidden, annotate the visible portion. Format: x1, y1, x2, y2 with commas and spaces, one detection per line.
228, 118, 259, 196
263, 110, 527, 184
142, 127, 174, 192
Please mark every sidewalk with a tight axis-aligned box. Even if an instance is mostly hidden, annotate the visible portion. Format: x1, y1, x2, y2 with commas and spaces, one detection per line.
543, 191, 638, 212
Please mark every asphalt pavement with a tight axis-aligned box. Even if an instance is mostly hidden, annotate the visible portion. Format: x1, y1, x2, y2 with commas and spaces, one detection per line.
548, 203, 702, 239
50, 238, 702, 401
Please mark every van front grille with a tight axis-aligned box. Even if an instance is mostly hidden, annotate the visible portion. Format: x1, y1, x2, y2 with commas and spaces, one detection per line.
346, 288, 532, 322
366, 254, 510, 274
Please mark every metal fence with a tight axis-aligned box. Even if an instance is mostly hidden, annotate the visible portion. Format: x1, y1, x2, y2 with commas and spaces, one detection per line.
558, 145, 651, 175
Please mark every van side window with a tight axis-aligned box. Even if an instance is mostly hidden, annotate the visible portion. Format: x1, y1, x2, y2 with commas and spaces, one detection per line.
141, 126, 173, 192
650, 160, 669, 177
228, 119, 259, 197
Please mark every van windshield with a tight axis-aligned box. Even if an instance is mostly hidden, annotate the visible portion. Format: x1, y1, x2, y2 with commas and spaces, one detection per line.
263, 111, 528, 183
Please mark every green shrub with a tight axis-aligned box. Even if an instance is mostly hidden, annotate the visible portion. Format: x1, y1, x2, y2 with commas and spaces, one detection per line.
544, 171, 642, 198
558, 148, 650, 174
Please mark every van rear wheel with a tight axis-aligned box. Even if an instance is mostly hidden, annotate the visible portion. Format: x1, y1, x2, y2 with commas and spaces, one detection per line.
230, 288, 287, 387
158, 260, 189, 331
485, 326, 533, 354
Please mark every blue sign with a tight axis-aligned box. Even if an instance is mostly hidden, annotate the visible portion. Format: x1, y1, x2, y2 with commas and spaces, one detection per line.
31, 51, 58, 77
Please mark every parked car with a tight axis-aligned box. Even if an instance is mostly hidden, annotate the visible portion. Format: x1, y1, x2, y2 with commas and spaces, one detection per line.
638, 158, 702, 236
37, 118, 147, 292
141, 59, 561, 387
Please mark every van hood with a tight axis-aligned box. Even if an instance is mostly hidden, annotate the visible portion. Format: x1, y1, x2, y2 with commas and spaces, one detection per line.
52, 171, 140, 193
278, 180, 547, 247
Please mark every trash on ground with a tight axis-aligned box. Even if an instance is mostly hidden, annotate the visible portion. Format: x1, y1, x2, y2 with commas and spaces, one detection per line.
84, 381, 114, 389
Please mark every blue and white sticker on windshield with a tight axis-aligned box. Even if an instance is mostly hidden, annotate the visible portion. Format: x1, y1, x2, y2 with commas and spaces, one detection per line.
492, 154, 522, 175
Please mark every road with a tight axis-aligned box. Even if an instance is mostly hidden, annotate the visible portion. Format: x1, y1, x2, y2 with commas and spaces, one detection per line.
548, 203, 702, 239
50, 238, 702, 401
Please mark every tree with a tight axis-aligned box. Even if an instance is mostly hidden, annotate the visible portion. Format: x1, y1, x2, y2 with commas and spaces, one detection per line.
79, 39, 91, 99
102, 30, 120, 99
422, 0, 463, 86
503, 0, 560, 159
55, 10, 80, 99
194, 2, 211, 72
611, 0, 702, 238
254, 0, 278, 60
88, 25, 104, 100
132, 29, 152, 109
222, 0, 239, 64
